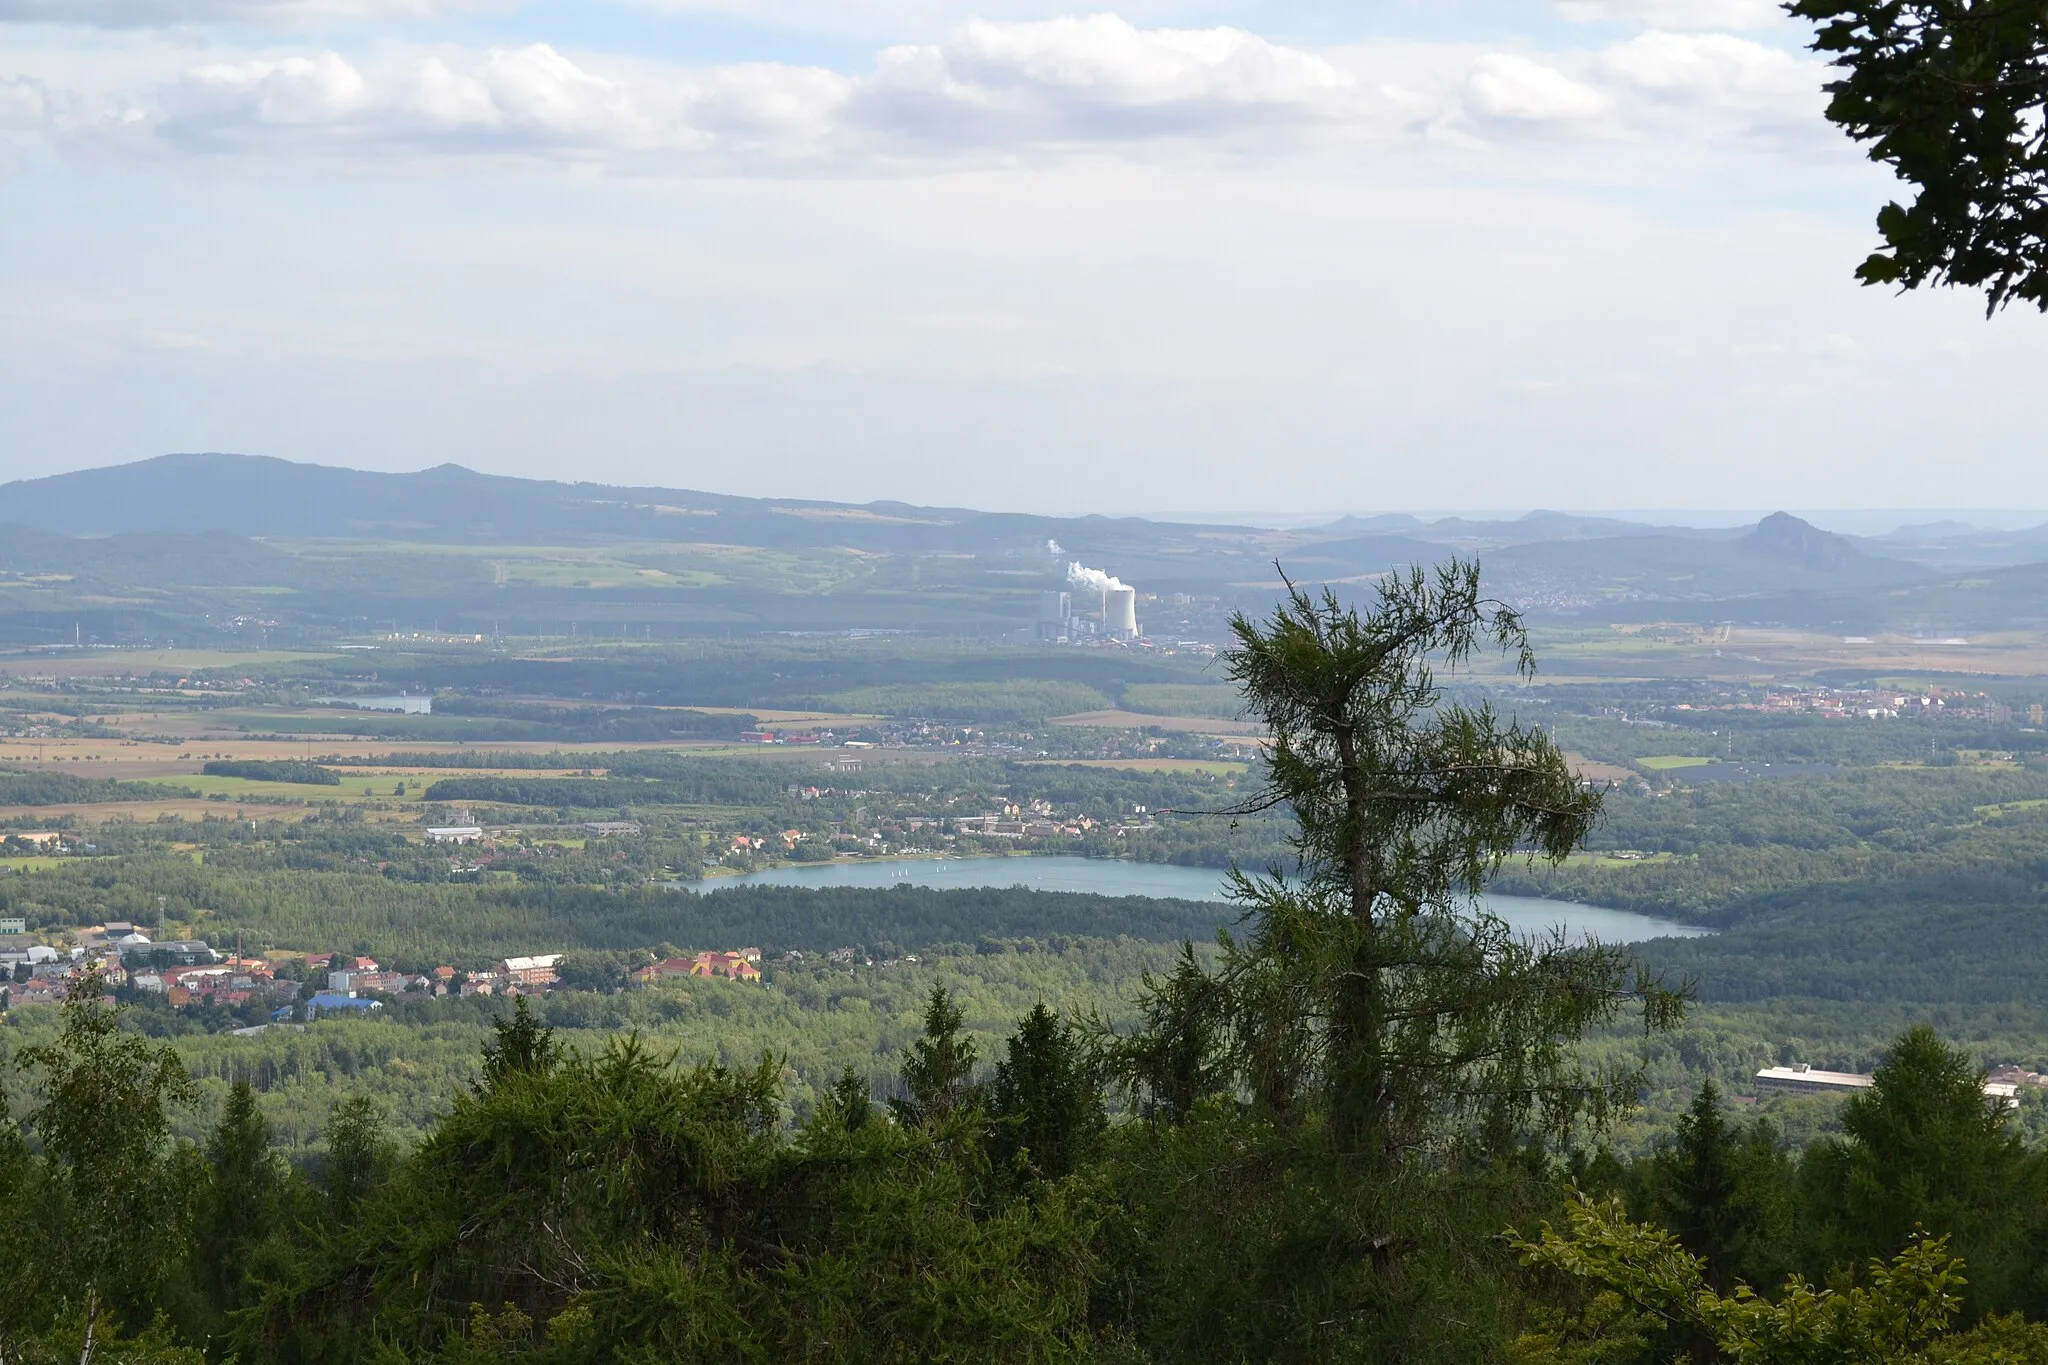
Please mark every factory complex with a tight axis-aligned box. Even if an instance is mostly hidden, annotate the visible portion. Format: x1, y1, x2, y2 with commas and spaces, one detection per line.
1039, 561, 1141, 642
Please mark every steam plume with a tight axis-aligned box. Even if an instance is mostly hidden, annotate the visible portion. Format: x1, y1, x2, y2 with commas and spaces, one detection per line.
1067, 561, 1127, 591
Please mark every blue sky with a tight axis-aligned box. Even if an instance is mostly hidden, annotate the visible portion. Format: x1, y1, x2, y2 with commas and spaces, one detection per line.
2, 0, 2043, 517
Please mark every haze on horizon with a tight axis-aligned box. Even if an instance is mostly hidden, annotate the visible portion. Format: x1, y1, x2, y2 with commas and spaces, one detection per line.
4, 0, 2045, 516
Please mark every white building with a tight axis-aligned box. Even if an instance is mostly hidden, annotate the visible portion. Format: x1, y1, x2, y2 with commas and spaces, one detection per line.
1757, 1063, 2019, 1109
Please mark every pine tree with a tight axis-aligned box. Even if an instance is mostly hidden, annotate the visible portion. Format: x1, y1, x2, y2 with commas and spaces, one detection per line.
1803, 1025, 2040, 1313
824, 1066, 874, 1133
193, 1078, 281, 1326
986, 1003, 1104, 1182
892, 986, 978, 1128
480, 995, 560, 1089
321, 1094, 395, 1222
1654, 1081, 1750, 1294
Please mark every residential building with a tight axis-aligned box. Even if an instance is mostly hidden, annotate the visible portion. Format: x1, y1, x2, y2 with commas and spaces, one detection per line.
632, 950, 762, 985
501, 954, 563, 988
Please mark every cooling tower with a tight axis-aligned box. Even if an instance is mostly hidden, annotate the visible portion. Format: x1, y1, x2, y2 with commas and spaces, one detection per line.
1105, 586, 1138, 640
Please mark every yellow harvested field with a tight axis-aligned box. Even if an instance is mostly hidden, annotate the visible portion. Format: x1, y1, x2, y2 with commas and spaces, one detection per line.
0, 799, 271, 824
0, 649, 336, 677
1564, 753, 1637, 785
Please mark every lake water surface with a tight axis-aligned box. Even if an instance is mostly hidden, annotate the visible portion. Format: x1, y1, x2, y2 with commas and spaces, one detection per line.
710, 856, 1710, 944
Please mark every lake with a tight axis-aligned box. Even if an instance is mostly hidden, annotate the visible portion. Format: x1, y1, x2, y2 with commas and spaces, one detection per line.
708, 856, 1710, 944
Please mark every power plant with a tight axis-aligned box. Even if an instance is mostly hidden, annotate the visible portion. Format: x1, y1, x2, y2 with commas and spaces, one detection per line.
1039, 563, 1140, 641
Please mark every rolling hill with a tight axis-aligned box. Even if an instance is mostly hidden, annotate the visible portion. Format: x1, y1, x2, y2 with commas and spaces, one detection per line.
0, 455, 2041, 647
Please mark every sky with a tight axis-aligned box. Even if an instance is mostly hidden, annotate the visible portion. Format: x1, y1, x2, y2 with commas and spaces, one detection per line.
2, 0, 2043, 518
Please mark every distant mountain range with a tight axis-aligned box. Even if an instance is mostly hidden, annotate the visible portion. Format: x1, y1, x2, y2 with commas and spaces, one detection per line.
0, 453, 1244, 558
1, 454, 2046, 644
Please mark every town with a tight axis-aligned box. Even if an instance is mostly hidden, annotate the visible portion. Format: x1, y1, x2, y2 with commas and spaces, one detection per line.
1, 918, 779, 1026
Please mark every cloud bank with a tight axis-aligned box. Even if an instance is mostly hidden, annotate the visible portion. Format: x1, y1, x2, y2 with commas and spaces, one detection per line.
0, 13, 1828, 169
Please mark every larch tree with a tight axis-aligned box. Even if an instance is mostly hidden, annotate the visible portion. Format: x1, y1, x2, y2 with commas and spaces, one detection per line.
1118, 560, 1684, 1164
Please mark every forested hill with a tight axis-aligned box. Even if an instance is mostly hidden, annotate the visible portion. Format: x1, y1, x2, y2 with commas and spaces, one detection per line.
0, 453, 1245, 555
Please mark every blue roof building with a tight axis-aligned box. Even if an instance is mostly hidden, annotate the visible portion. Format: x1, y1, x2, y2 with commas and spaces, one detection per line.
307, 992, 383, 1017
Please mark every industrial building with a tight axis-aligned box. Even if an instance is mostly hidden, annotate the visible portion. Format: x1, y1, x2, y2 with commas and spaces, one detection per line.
1040, 564, 1140, 641
1037, 590, 1071, 641
1753, 1063, 1874, 1097
1755, 1062, 2018, 1108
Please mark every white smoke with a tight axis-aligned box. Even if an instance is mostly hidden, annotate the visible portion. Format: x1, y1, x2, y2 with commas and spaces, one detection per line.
1067, 561, 1127, 592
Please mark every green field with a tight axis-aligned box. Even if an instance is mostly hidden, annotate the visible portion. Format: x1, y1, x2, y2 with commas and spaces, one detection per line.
1119, 683, 1245, 720
132, 773, 424, 803
1638, 754, 1716, 770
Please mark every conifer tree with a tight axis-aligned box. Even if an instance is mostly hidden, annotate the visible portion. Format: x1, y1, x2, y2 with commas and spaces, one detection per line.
480, 995, 560, 1089
321, 1094, 395, 1222
193, 1078, 281, 1325
1121, 561, 1683, 1162
1802, 1025, 2039, 1313
1653, 1081, 1761, 1296
892, 986, 978, 1127
986, 1003, 1104, 1182
824, 1066, 874, 1133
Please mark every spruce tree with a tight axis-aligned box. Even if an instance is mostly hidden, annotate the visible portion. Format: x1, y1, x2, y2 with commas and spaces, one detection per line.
480, 995, 560, 1089
893, 986, 978, 1127
1654, 1081, 1749, 1294
196, 1079, 279, 1321
986, 1003, 1104, 1182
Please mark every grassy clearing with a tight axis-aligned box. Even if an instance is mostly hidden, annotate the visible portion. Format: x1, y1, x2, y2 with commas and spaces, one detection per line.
1978, 798, 2048, 816
1639, 755, 1717, 770
131, 773, 419, 802
1118, 684, 1244, 720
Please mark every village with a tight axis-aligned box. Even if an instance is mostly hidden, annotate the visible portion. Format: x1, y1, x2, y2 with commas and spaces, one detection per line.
0, 919, 774, 1023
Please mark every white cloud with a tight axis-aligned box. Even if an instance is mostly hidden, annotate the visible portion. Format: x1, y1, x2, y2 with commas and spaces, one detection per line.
0, 0, 476, 25
1554, 0, 1791, 32
1595, 31, 1820, 115
156, 43, 847, 152
7, 14, 1834, 168
857, 14, 1362, 140
0, 74, 50, 127
138, 17, 1369, 157
1465, 53, 1607, 122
